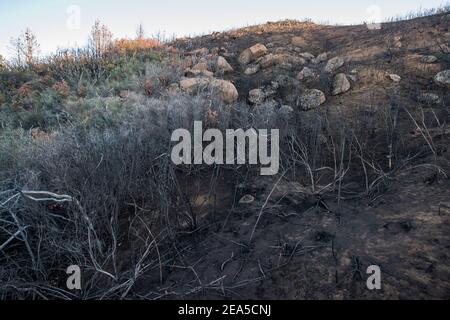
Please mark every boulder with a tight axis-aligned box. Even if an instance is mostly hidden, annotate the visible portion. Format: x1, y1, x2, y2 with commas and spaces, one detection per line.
179, 78, 238, 104
296, 67, 316, 81
421, 55, 438, 64
298, 89, 326, 111
248, 83, 278, 105
434, 70, 450, 87
238, 43, 268, 65
324, 57, 344, 73
185, 68, 214, 78
191, 62, 209, 71
216, 56, 233, 73
260, 54, 305, 69
209, 79, 239, 104
332, 73, 351, 95
179, 78, 210, 94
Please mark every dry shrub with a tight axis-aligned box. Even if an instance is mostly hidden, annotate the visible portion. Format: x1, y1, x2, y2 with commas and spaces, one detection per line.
52, 80, 70, 98
114, 38, 163, 55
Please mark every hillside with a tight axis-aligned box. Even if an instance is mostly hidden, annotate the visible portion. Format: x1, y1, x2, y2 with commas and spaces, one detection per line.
0, 12, 449, 300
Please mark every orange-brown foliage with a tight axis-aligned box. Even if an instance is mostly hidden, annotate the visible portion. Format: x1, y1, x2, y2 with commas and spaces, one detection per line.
52, 80, 70, 98
16, 84, 33, 99
114, 38, 163, 54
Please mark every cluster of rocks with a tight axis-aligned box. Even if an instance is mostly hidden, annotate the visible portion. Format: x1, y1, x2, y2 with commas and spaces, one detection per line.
236, 41, 356, 110
175, 47, 239, 104
177, 37, 449, 111
238, 43, 307, 75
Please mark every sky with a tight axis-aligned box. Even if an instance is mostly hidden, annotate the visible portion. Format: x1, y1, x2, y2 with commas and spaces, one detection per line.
0, 0, 448, 59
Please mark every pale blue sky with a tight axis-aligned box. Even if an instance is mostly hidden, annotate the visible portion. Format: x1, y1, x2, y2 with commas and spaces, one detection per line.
0, 0, 448, 58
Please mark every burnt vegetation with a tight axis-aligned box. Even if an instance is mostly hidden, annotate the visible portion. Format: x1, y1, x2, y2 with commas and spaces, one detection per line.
0, 8, 450, 299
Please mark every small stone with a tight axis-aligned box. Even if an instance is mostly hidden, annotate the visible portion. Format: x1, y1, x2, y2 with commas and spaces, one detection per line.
388, 74, 401, 82
239, 194, 255, 204
244, 64, 261, 75
421, 55, 438, 63
299, 52, 315, 60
